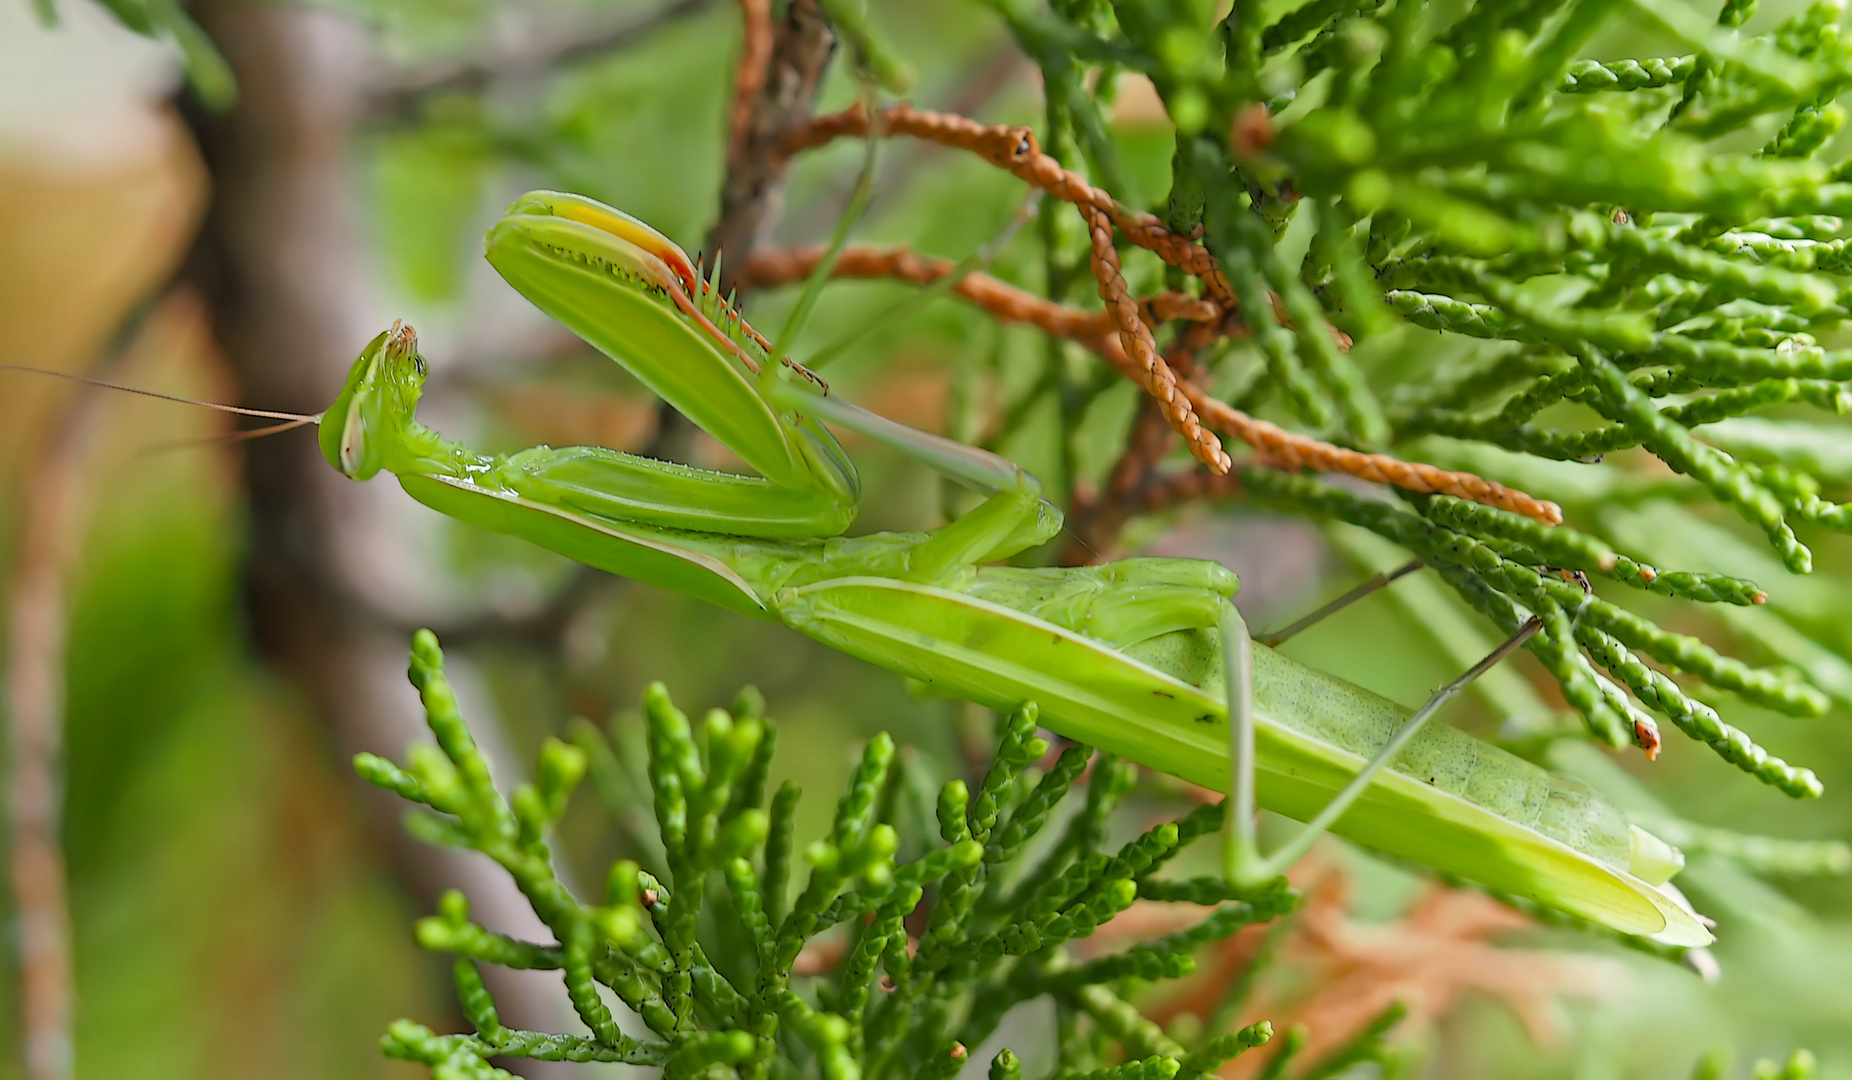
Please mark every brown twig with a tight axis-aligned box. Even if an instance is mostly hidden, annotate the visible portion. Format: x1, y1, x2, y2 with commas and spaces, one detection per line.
739, 243, 1564, 524
654, 0, 836, 464
776, 101, 1235, 305
1113, 449, 1562, 534
8, 362, 116, 1080
726, 0, 774, 163
738, 244, 1217, 338
1182, 384, 1565, 524
1060, 322, 1223, 563
1081, 201, 1231, 472
1106, 368, 1559, 524
706, 0, 837, 294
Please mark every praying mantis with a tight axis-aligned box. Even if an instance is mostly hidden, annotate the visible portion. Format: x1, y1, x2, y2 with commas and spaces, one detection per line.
0, 185, 1698, 944
313, 189, 1710, 947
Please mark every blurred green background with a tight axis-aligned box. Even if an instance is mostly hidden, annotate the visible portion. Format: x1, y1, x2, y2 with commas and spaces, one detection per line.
3, 0, 1851, 1076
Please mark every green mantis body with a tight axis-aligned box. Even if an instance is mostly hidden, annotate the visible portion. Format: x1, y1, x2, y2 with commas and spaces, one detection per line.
322, 191, 1708, 946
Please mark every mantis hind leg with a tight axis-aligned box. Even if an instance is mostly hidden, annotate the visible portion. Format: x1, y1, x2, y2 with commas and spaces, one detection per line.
1077, 586, 1232, 650
1222, 604, 1264, 888
1223, 608, 1545, 889
1052, 559, 1241, 647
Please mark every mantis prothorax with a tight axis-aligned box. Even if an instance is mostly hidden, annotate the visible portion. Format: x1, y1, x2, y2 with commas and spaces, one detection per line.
20, 191, 1710, 945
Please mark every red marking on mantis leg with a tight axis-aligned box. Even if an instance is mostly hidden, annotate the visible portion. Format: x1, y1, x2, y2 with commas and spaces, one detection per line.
665, 280, 766, 375
679, 265, 831, 394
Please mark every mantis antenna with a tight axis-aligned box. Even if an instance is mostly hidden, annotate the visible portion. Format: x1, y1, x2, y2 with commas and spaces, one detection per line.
0, 365, 321, 425
1260, 558, 1426, 646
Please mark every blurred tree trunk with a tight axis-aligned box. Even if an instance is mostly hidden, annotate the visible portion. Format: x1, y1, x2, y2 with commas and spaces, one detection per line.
178, 4, 581, 1072
1, 85, 207, 1080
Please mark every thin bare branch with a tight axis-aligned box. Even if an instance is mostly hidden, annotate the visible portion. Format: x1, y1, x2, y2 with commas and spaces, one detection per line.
368, 0, 717, 121
778, 102, 1235, 305
738, 244, 1217, 340
727, 0, 774, 162
705, 0, 837, 294
8, 361, 117, 1080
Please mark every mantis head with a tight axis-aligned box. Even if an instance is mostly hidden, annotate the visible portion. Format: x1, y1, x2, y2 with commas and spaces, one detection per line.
320, 320, 429, 481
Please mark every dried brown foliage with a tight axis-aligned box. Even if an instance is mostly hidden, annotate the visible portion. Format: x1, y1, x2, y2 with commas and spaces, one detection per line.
1095, 855, 1625, 1078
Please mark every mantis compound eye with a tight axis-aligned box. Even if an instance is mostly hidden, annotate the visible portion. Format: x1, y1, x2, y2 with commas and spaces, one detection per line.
383, 320, 429, 380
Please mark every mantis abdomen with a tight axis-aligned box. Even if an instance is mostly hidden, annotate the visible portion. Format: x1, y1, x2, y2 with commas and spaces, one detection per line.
778, 563, 1707, 945
1242, 644, 1635, 869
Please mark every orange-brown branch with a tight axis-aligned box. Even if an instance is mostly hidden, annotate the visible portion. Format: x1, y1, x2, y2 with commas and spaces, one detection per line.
1076, 318, 1562, 525
726, 0, 774, 163
1182, 386, 1565, 524
778, 102, 1235, 306
738, 246, 1564, 525
738, 244, 1217, 340
1080, 201, 1230, 472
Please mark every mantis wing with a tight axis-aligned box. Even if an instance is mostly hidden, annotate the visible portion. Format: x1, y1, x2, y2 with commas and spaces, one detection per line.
777, 575, 1712, 946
